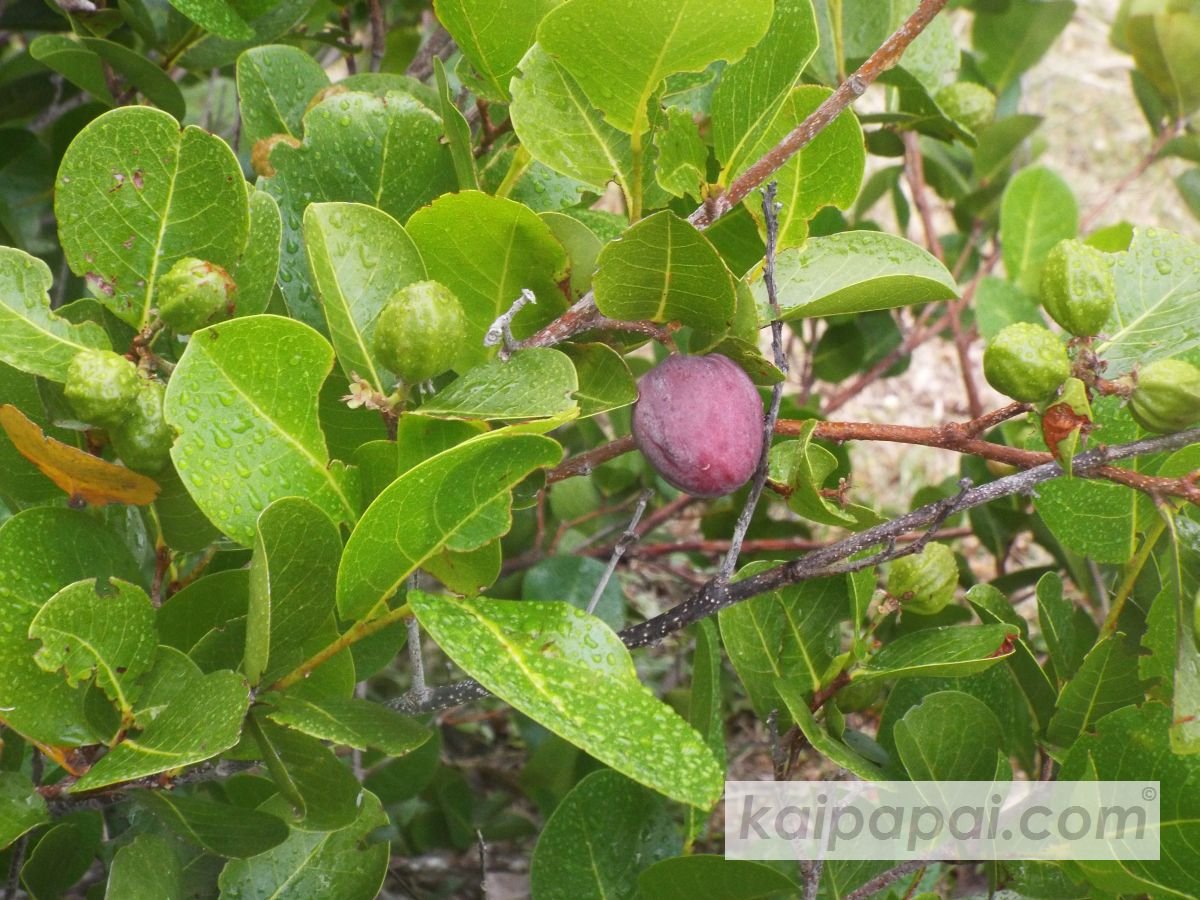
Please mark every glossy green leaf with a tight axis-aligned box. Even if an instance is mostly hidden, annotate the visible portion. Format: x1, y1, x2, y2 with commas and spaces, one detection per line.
687, 619, 725, 841
522, 555, 624, 632
20, 817, 101, 900
777, 679, 887, 779
236, 44, 329, 146
893, 691, 1007, 780
232, 190, 283, 318
0, 246, 109, 381
246, 498, 341, 685
562, 342, 637, 418
260, 617, 356, 699
249, 717, 362, 830
165, 315, 360, 547
1122, 0, 1200, 119
29, 578, 156, 716
29, 34, 114, 105
434, 58, 479, 189
419, 348, 579, 420
749, 231, 958, 322
105, 834, 184, 900
56, 106, 249, 329
157, 570, 248, 665
31, 35, 185, 119
303, 202, 426, 393
972, 0, 1075, 92
406, 191, 570, 368
999, 165, 1078, 295
719, 563, 848, 720
541, 211, 604, 299
770, 424, 877, 527
738, 86, 865, 248
974, 275, 1042, 340
411, 592, 724, 808
654, 107, 707, 199
435, 0, 557, 101
262, 90, 455, 328
510, 44, 636, 195
1096, 227, 1200, 374
1036, 572, 1094, 683
168, 0, 254, 39
217, 792, 389, 900
538, 0, 772, 135
265, 694, 430, 755
853, 624, 1017, 685
530, 769, 681, 899
0, 772, 48, 850
424, 540, 504, 596
639, 856, 800, 900
593, 210, 735, 333
711, 0, 818, 185
136, 791, 289, 858
0, 509, 141, 746
337, 431, 561, 619
1059, 703, 1200, 898
1046, 636, 1145, 749
73, 654, 248, 790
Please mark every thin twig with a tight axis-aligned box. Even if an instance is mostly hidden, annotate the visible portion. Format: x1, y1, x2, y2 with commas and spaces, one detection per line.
803, 858, 825, 900
484, 289, 536, 359
1080, 121, 1181, 231
586, 490, 652, 615
845, 861, 927, 900
367, 0, 386, 73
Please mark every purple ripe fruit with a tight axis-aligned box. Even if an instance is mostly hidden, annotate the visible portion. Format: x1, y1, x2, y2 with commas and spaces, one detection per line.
631, 354, 764, 497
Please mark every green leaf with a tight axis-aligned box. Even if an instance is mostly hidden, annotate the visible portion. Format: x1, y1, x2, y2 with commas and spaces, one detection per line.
538, 0, 772, 136
1096, 227, 1200, 374
236, 44, 329, 147
73, 653, 249, 790
74, 36, 186, 119
0, 509, 141, 746
0, 246, 109, 381
594, 210, 735, 333
262, 90, 455, 329
974, 276, 1043, 340
1046, 636, 1146, 749
1036, 572, 1094, 682
56, 106, 249, 329
749, 231, 958, 322
168, 0, 254, 40
770, 423, 878, 527
999, 165, 1078, 295
158, 570, 248, 665
738, 85, 865, 248
265, 694, 430, 756
510, 44, 636, 195
406, 190, 570, 369
217, 792, 389, 900
561, 342, 638, 418
20, 817, 101, 900
854, 624, 1017, 685
893, 691, 1007, 780
249, 716, 362, 831
639, 856, 800, 900
530, 769, 681, 899
411, 592, 724, 808
711, 0, 818, 185
435, 0, 557, 101
1124, 2, 1200, 120
434, 58, 480, 190
688, 618, 726, 793
1059, 703, 1200, 898
972, 0, 1075, 92
522, 555, 625, 632
29, 34, 114, 105
135, 791, 289, 858
541, 211, 604, 300
419, 348, 579, 421
232, 189, 283, 318
303, 202, 427, 392
105, 834, 184, 900
776, 679, 887, 779
718, 564, 848, 720
29, 578, 156, 716
337, 431, 561, 619
0, 772, 48, 850
654, 107, 708, 199
164, 315, 360, 547
246, 498, 342, 685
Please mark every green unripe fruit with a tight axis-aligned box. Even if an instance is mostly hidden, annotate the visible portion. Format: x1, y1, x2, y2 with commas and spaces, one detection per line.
63, 349, 140, 428
936, 82, 996, 132
983, 323, 1070, 403
887, 542, 959, 616
1039, 239, 1115, 337
372, 280, 467, 384
1127, 358, 1200, 434
111, 380, 173, 475
157, 257, 236, 333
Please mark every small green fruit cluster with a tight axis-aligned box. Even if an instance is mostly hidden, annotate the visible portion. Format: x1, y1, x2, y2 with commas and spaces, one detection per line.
936, 82, 996, 132
373, 280, 467, 384
983, 322, 1070, 403
156, 257, 237, 333
1039, 239, 1115, 337
63, 349, 172, 474
887, 542, 959, 616
1127, 358, 1200, 434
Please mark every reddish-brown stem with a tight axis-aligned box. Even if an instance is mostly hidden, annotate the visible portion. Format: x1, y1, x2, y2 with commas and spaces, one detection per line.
902, 131, 943, 263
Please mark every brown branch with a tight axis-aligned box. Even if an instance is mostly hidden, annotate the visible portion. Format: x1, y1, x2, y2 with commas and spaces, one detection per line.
367, 0, 386, 73
603, 527, 973, 560
515, 0, 953, 353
